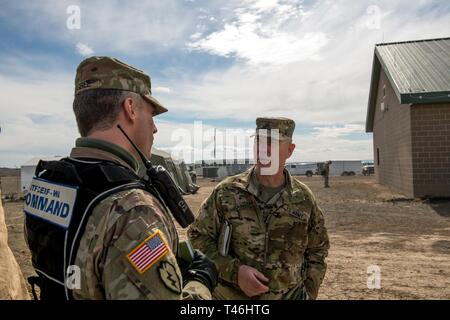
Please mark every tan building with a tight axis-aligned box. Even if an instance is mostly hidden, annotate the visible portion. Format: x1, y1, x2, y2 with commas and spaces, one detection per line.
366, 37, 450, 198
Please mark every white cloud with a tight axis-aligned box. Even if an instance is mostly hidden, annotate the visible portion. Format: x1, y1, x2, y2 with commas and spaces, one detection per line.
165, 0, 450, 125
248, 0, 279, 12
312, 124, 366, 139
189, 32, 202, 40
1, 0, 199, 55
0, 67, 372, 166
292, 134, 373, 162
76, 42, 94, 56
190, 27, 327, 65
153, 86, 172, 94
153, 120, 373, 163
188, 0, 327, 65
158, 60, 371, 125
1, 0, 449, 167
153, 120, 255, 163
0, 71, 77, 167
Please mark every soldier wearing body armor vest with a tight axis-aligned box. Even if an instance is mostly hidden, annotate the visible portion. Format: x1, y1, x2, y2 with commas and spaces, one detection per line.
24, 56, 217, 300
188, 117, 330, 300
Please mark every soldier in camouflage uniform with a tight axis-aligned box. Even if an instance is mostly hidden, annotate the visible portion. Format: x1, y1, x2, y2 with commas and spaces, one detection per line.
188, 117, 329, 300
28, 56, 217, 300
323, 161, 332, 188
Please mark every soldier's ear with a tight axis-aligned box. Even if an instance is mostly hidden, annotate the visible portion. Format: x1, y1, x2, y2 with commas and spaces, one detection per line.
287, 143, 296, 158
122, 96, 139, 123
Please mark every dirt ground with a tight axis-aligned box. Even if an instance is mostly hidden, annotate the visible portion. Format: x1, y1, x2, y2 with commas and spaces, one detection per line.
3, 175, 450, 299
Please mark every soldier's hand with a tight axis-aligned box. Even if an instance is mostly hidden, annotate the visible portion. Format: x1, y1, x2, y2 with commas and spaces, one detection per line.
238, 265, 269, 297
183, 250, 218, 293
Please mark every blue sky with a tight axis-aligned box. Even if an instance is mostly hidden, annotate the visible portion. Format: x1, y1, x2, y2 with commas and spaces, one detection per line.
0, 0, 449, 167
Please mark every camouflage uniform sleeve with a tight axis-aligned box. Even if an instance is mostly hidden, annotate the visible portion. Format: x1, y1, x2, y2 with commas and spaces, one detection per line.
182, 281, 211, 300
74, 189, 211, 300
188, 188, 242, 288
303, 197, 330, 299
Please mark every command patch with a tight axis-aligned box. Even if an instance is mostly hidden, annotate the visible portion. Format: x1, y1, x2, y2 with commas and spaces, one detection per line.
127, 230, 169, 274
24, 177, 78, 229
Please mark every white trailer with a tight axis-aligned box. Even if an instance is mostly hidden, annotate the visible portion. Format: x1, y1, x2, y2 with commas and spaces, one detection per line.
328, 160, 363, 176
21, 156, 63, 193
286, 163, 317, 177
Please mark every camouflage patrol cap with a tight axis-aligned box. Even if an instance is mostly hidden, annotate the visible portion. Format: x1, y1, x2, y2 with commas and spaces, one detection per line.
255, 117, 295, 141
74, 56, 168, 116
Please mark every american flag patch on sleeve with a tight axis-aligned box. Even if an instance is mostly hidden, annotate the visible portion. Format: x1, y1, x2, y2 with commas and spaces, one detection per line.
127, 230, 169, 274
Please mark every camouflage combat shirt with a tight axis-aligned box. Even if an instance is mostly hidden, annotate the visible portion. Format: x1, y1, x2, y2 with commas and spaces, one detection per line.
188, 166, 329, 300
70, 138, 210, 300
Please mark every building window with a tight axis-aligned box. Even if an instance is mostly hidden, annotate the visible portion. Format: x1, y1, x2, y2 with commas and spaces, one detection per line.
377, 148, 380, 166
383, 85, 386, 98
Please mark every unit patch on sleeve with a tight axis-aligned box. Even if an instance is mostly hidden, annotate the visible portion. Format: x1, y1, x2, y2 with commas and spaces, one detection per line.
158, 261, 182, 294
127, 230, 169, 274
23, 177, 78, 229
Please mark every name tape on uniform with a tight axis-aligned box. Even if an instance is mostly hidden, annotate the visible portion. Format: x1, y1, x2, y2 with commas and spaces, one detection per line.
24, 178, 78, 229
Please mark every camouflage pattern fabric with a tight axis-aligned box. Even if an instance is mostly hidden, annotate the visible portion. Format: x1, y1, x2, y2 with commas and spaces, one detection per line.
188, 166, 329, 300
70, 147, 210, 300
75, 56, 167, 116
0, 189, 30, 300
255, 117, 296, 141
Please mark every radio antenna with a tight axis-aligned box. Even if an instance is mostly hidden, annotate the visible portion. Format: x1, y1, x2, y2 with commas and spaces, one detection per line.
117, 124, 152, 168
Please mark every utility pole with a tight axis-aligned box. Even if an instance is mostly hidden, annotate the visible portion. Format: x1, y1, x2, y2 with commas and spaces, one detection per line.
214, 128, 216, 159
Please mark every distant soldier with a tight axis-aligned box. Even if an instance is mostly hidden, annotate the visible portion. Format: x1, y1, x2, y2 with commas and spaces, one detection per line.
188, 117, 329, 300
189, 167, 197, 184
324, 161, 332, 188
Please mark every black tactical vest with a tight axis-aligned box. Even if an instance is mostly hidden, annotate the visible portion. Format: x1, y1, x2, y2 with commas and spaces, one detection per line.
25, 157, 148, 300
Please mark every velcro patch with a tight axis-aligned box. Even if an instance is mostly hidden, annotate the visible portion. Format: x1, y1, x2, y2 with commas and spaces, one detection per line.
158, 261, 182, 294
127, 230, 169, 274
24, 177, 78, 229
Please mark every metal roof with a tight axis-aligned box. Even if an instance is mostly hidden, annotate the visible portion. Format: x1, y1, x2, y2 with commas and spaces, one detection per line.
366, 37, 450, 132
